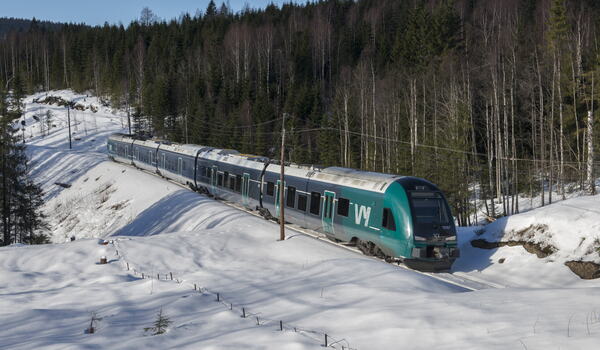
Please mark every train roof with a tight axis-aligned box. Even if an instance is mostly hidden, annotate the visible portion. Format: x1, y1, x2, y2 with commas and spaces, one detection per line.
109, 133, 405, 193
317, 167, 401, 192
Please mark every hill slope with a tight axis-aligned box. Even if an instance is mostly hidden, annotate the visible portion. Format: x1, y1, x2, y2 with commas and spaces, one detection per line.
1, 90, 600, 349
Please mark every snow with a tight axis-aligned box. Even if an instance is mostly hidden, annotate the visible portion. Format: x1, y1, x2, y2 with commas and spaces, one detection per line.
1, 90, 600, 349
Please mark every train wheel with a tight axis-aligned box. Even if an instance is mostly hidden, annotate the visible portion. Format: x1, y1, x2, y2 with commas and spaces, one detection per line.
373, 246, 387, 259
357, 239, 375, 256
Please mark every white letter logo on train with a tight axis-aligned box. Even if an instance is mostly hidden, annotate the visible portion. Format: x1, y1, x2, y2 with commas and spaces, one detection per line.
354, 205, 371, 227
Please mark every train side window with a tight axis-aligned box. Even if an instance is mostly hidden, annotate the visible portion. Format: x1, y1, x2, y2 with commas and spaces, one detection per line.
266, 182, 274, 196
286, 186, 296, 207
235, 175, 242, 192
382, 208, 396, 231
337, 197, 350, 217
218, 173, 224, 187
223, 171, 229, 188
297, 194, 307, 211
229, 175, 236, 190
310, 192, 321, 215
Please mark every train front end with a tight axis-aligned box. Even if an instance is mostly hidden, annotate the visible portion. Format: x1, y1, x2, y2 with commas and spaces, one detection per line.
395, 178, 459, 271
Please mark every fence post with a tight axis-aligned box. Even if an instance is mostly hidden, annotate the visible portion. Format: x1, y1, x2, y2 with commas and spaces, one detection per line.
216, 293, 220, 302
157, 273, 159, 280
194, 283, 197, 291
324, 334, 328, 347
126, 262, 129, 270
242, 308, 246, 318
256, 316, 260, 325
280, 320, 283, 331
142, 273, 144, 279
170, 272, 173, 280
230, 303, 233, 310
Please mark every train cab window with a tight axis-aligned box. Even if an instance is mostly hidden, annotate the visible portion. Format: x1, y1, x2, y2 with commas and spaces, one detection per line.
286, 186, 296, 208
218, 173, 224, 187
229, 175, 236, 190
297, 194, 307, 211
382, 208, 396, 231
310, 192, 321, 215
235, 175, 242, 192
337, 198, 350, 217
266, 182, 274, 196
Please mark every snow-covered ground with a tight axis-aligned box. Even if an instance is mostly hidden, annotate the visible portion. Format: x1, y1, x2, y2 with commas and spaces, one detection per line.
2, 90, 600, 349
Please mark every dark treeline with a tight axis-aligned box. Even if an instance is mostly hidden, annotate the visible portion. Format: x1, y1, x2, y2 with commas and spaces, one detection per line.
0, 17, 62, 37
2, 0, 600, 225
0, 76, 47, 245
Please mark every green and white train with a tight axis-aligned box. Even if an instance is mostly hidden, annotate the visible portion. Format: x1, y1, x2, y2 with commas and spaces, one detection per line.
108, 133, 459, 270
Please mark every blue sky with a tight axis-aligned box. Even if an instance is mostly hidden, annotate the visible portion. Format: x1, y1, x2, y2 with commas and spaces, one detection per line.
1, 1, 297, 26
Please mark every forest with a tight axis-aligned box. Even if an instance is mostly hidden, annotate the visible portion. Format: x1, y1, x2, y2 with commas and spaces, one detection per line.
1, 0, 600, 226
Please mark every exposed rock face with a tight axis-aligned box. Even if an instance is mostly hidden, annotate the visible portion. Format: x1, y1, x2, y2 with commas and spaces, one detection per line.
564, 261, 600, 280
471, 230, 600, 279
470, 239, 556, 258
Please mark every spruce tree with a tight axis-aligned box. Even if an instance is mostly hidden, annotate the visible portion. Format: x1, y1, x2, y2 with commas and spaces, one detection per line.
0, 84, 48, 245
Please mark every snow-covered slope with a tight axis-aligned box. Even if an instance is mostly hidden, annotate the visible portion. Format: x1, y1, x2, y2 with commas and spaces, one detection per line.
2, 91, 600, 349
453, 194, 600, 288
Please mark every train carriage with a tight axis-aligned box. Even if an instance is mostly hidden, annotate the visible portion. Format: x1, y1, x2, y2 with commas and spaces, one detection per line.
108, 133, 459, 271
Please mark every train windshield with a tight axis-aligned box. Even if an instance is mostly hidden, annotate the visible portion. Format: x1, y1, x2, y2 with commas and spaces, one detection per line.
410, 192, 450, 225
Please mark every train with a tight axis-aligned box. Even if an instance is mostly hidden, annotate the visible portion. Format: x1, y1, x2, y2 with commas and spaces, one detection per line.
107, 133, 459, 271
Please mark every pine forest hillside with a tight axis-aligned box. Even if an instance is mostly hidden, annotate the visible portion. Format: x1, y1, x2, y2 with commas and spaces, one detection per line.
2, 0, 600, 225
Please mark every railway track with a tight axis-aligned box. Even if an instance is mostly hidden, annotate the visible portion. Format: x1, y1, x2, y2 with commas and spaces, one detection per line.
117, 160, 503, 292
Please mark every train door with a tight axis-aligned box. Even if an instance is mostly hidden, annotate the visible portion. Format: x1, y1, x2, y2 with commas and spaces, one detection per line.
161, 153, 166, 169
149, 150, 154, 165
322, 191, 335, 235
210, 165, 218, 193
275, 180, 285, 218
177, 158, 182, 175
134, 148, 139, 161
242, 173, 250, 206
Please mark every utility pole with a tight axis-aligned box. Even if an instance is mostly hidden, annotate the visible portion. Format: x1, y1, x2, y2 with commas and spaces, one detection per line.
279, 113, 286, 241
587, 110, 595, 195
67, 103, 72, 149
127, 97, 132, 135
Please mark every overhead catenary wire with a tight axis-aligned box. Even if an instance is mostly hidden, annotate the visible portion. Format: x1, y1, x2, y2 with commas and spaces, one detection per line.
179, 124, 598, 166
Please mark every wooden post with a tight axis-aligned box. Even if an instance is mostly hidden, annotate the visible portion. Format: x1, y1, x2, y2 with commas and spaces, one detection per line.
126, 262, 129, 270
242, 308, 246, 318
170, 272, 173, 280
279, 113, 286, 241
67, 104, 72, 149
142, 273, 144, 279
194, 283, 197, 291
324, 334, 328, 347
280, 320, 283, 331
216, 293, 220, 302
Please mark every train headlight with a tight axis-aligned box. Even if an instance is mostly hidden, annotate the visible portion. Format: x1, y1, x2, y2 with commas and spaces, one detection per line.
414, 236, 426, 241
445, 235, 457, 241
